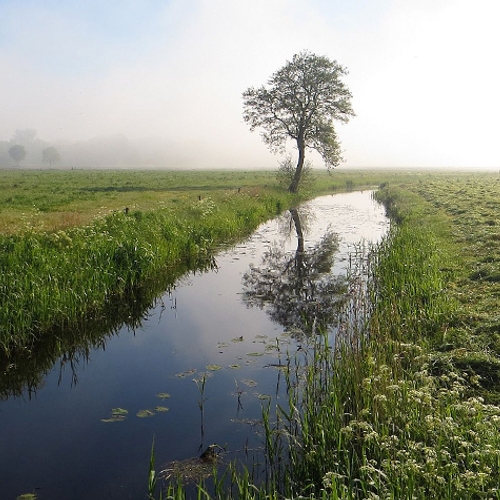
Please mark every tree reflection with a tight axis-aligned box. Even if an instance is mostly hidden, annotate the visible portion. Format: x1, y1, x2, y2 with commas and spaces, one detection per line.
242, 208, 347, 337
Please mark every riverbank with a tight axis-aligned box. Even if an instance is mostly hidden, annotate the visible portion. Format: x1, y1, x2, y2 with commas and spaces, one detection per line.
151, 171, 500, 499
275, 172, 500, 499
0, 168, 395, 355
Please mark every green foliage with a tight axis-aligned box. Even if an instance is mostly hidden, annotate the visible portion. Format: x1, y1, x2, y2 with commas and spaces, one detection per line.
242, 50, 354, 192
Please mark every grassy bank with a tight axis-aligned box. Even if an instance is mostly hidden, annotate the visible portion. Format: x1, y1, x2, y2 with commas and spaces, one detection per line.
0, 180, 287, 353
148, 171, 500, 499
0, 167, 402, 354
280, 172, 500, 499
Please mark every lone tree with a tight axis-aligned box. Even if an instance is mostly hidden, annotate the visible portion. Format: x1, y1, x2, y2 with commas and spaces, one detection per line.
42, 146, 61, 168
242, 51, 355, 193
9, 144, 26, 168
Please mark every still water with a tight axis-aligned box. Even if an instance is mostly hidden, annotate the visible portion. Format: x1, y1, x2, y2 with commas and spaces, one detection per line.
1, 191, 389, 499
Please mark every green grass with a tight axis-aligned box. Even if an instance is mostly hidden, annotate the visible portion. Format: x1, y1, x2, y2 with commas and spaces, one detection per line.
3, 167, 500, 498
148, 170, 500, 499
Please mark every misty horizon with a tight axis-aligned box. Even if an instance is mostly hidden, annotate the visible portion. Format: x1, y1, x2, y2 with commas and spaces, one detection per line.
1, 1, 499, 170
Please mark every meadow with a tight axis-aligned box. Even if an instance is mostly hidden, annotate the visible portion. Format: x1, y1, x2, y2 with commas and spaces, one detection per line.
0, 167, 396, 354
2, 167, 500, 498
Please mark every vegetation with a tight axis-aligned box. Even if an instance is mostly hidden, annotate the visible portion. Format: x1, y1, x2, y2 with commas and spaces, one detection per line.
42, 146, 60, 168
145, 170, 500, 499
3, 167, 500, 498
8, 144, 26, 167
242, 51, 355, 193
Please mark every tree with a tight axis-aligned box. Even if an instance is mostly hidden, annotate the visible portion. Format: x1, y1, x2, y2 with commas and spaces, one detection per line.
242, 51, 355, 193
9, 145, 26, 167
42, 146, 61, 168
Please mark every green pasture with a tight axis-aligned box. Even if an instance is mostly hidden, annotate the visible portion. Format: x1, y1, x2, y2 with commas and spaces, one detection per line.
3, 167, 500, 498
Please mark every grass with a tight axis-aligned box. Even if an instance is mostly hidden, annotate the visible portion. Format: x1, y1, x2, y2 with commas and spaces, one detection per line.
3, 167, 500, 497
145, 170, 500, 499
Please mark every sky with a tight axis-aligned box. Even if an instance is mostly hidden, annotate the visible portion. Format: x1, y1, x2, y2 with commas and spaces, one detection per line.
1, 0, 499, 169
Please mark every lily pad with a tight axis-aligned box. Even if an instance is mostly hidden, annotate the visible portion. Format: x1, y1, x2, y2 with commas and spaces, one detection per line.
156, 392, 171, 400
101, 407, 128, 423
246, 352, 264, 357
206, 364, 222, 371
155, 406, 169, 412
136, 409, 155, 418
228, 364, 241, 370
175, 369, 197, 378
231, 336, 244, 342
257, 393, 271, 400
242, 379, 258, 388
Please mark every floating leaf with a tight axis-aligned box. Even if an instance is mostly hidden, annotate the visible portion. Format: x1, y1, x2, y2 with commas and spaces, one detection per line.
228, 364, 241, 370
242, 379, 258, 388
16, 495, 37, 500
257, 393, 271, 400
246, 352, 264, 357
155, 406, 169, 412
112, 408, 128, 416
156, 393, 171, 400
255, 334, 268, 339
137, 409, 155, 418
101, 407, 128, 423
231, 336, 244, 342
217, 342, 230, 348
206, 364, 222, 371
175, 369, 197, 378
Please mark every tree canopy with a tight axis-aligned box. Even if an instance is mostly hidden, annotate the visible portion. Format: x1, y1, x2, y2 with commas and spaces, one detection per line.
242, 51, 354, 192
42, 146, 61, 168
8, 144, 26, 167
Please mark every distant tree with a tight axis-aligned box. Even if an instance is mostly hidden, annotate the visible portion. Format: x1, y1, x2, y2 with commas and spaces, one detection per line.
9, 145, 26, 167
42, 146, 61, 168
242, 51, 355, 193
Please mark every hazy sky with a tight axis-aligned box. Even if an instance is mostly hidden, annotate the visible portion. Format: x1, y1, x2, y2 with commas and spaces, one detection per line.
1, 0, 499, 169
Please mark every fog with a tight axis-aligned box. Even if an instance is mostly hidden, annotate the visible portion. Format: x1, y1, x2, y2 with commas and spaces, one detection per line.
1, 1, 499, 170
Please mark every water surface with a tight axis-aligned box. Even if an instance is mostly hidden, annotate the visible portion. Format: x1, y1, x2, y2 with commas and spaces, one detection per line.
0, 190, 388, 499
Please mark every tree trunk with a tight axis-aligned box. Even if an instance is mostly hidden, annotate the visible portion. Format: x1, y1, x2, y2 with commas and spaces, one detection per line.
288, 137, 305, 193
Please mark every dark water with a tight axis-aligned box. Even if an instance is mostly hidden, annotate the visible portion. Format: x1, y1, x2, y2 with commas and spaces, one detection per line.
0, 191, 388, 500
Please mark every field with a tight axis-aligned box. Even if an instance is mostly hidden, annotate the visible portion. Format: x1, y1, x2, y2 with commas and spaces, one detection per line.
2, 167, 500, 498
0, 167, 396, 353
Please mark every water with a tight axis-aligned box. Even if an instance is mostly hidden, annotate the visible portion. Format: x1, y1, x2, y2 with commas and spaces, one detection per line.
0, 190, 389, 499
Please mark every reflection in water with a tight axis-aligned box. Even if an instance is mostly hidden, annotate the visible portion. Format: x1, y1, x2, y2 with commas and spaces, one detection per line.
0, 191, 389, 500
242, 208, 347, 337
0, 255, 218, 400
